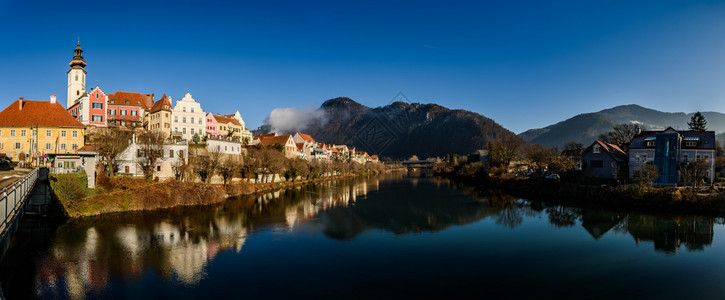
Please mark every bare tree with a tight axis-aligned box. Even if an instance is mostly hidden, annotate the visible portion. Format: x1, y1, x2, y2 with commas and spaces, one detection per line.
680, 159, 710, 189
633, 164, 658, 187
488, 136, 522, 169
599, 123, 640, 151
137, 130, 167, 179
217, 156, 240, 185
96, 128, 131, 176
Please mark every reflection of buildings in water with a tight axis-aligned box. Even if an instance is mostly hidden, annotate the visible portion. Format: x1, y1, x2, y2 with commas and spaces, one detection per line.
49, 227, 109, 300
627, 216, 715, 253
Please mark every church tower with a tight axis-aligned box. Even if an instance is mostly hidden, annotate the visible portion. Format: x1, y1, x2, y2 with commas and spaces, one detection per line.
67, 40, 87, 108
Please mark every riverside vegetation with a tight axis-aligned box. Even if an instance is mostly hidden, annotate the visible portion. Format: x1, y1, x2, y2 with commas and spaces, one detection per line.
50, 148, 396, 217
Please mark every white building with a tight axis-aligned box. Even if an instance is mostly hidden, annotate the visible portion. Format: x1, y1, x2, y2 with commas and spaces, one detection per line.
207, 139, 243, 155
116, 135, 189, 181
172, 92, 206, 142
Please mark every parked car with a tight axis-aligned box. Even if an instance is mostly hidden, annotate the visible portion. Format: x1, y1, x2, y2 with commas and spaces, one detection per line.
0, 160, 13, 171
545, 173, 560, 181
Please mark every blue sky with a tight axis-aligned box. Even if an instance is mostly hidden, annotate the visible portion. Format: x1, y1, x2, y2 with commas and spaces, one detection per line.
1, 0, 725, 133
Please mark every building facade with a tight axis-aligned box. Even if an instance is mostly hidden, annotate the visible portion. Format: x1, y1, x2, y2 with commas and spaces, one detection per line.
68, 86, 108, 127
628, 127, 716, 185
582, 141, 627, 179
172, 92, 206, 141
67, 41, 87, 108
0, 96, 85, 162
149, 94, 172, 137
107, 91, 152, 127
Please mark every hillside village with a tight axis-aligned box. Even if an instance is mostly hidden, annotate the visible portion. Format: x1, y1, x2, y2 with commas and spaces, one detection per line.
0, 42, 379, 185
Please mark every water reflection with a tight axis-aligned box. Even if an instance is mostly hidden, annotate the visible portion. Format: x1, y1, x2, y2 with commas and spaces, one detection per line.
1, 174, 724, 298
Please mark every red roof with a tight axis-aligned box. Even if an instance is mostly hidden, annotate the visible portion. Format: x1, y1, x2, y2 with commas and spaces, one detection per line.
78, 145, 97, 151
150, 94, 172, 113
296, 143, 305, 151
0, 99, 84, 127
253, 133, 277, 140
260, 135, 293, 147
595, 140, 627, 156
107, 91, 154, 109
296, 132, 316, 143
213, 115, 241, 126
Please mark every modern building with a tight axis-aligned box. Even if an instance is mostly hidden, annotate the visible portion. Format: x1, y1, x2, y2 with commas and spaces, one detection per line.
172, 92, 206, 141
628, 127, 716, 185
581, 141, 627, 179
0, 96, 85, 162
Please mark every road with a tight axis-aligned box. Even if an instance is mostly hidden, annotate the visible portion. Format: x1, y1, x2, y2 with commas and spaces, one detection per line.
0, 169, 32, 191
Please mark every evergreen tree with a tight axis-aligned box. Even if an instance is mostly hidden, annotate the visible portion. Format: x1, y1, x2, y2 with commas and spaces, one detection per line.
688, 112, 707, 131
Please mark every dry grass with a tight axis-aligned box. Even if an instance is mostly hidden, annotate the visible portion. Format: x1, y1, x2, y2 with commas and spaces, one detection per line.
63, 179, 227, 217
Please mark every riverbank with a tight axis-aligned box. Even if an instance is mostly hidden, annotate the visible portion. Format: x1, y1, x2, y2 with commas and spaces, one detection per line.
51, 169, 403, 218
438, 171, 725, 215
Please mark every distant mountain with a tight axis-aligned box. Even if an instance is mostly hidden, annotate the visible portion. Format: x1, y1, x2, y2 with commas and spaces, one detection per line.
257, 97, 519, 159
520, 104, 725, 147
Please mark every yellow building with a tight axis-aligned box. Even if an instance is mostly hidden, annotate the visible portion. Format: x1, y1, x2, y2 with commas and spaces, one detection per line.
213, 114, 244, 142
148, 94, 172, 138
0, 96, 85, 163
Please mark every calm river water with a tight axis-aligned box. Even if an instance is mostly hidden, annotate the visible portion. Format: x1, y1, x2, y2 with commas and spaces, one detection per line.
2, 174, 725, 299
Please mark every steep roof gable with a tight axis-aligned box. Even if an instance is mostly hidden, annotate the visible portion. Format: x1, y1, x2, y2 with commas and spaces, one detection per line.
150, 94, 172, 113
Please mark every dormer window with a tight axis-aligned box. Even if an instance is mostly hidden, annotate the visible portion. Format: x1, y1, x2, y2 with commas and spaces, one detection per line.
593, 145, 600, 153
686, 141, 697, 147
125, 100, 130, 104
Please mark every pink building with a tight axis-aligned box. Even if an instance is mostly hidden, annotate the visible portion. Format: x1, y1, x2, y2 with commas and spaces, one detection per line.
107, 91, 153, 127
67, 86, 108, 127
205, 112, 222, 138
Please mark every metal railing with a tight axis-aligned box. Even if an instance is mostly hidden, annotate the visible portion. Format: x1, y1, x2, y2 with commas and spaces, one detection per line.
0, 168, 38, 235
49, 166, 84, 174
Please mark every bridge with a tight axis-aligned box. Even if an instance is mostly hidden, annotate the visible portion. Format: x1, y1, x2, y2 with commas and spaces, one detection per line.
0, 168, 39, 260
399, 160, 436, 177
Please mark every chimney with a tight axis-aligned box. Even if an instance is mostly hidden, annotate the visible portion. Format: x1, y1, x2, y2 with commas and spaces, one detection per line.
18, 97, 23, 110
50, 95, 56, 104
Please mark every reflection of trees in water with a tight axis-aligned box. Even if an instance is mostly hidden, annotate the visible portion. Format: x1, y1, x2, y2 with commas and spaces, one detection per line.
547, 207, 580, 228
31, 177, 378, 298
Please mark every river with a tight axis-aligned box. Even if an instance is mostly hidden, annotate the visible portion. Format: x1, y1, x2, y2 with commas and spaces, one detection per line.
2, 174, 725, 298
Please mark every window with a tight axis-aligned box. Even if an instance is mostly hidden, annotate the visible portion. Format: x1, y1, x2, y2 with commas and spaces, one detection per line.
683, 154, 688, 162
72, 144, 78, 150
61, 144, 67, 150
45, 143, 51, 150
191, 129, 195, 135
183, 107, 186, 112
46, 130, 51, 137
190, 117, 194, 124
169, 150, 174, 158
156, 165, 161, 172
131, 110, 137, 116
75, 75, 78, 81
125, 166, 129, 173
642, 154, 647, 162
61, 131, 67, 137
590, 160, 603, 168
191, 108, 194, 113
92, 115, 103, 122
183, 128, 187, 134
78, 115, 82, 122
0, 143, 3, 149
183, 117, 186, 123
635, 154, 640, 163
175, 116, 178, 123
646, 141, 655, 147
10, 130, 15, 137
21, 130, 26, 137
178, 150, 184, 159
686, 141, 697, 147
92, 103, 103, 109
175, 127, 178, 132
199, 119, 202, 125
121, 110, 127, 116
14, 143, 21, 149
110, 109, 116, 115
31, 130, 37, 137
96, 93, 99, 99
